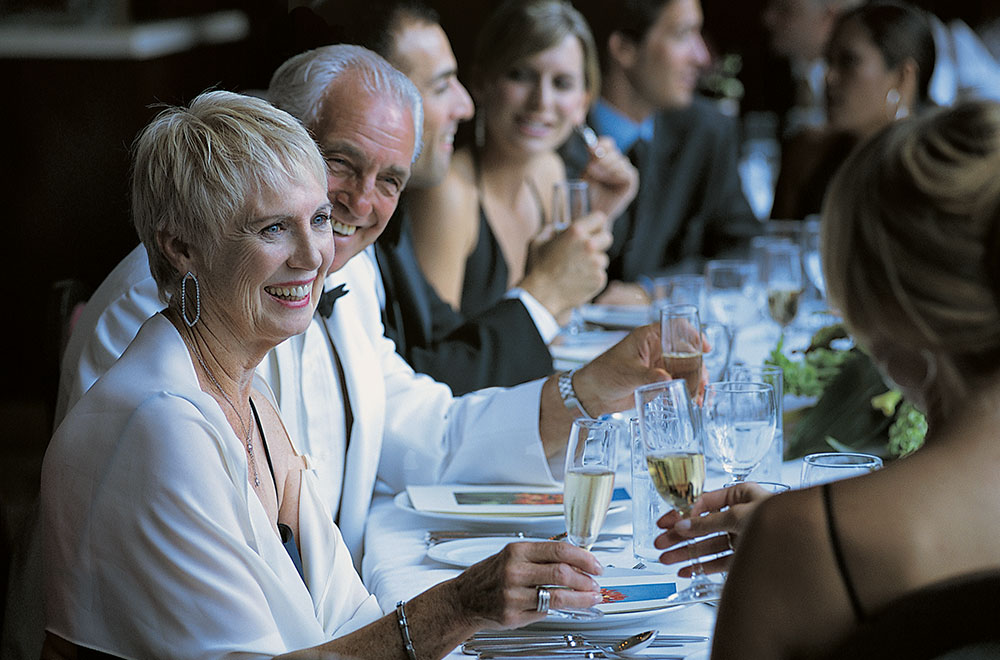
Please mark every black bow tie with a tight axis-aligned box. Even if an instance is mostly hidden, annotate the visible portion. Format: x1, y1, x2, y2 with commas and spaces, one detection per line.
317, 283, 349, 318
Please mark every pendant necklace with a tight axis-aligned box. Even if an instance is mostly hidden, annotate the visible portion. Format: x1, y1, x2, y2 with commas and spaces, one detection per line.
184, 332, 261, 489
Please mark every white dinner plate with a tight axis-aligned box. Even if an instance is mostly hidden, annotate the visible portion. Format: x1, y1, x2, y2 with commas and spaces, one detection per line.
578, 304, 652, 330
394, 492, 627, 527
427, 537, 549, 568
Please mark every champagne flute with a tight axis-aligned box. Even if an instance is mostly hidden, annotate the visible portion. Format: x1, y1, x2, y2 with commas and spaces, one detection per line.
635, 380, 722, 603
551, 418, 616, 620
660, 304, 704, 401
762, 241, 803, 331
702, 382, 777, 484
802, 216, 825, 300
563, 418, 617, 549
553, 180, 591, 333
552, 179, 590, 232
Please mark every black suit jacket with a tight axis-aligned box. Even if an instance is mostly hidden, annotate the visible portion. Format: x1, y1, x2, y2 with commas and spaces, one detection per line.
374, 201, 554, 395
562, 96, 759, 281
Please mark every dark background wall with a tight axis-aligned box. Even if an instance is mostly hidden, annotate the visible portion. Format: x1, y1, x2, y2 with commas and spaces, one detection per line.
2, 0, 996, 455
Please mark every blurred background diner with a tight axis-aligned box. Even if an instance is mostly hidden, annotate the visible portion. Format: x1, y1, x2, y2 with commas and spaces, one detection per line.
4, 0, 1000, 655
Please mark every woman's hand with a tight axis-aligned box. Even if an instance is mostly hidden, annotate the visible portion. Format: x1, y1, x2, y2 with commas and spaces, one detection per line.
451, 541, 603, 629
580, 137, 638, 222
655, 482, 774, 575
521, 211, 612, 322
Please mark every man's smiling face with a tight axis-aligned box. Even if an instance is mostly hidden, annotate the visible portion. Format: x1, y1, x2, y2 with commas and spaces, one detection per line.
312, 71, 416, 272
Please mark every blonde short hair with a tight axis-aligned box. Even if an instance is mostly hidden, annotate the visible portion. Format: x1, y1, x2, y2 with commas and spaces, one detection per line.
822, 101, 1000, 410
131, 90, 326, 304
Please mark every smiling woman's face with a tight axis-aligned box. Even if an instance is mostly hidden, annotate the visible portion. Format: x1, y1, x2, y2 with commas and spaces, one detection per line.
479, 34, 589, 156
196, 176, 334, 350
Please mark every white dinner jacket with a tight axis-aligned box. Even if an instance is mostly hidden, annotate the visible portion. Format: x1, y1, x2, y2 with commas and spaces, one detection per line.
58, 245, 560, 569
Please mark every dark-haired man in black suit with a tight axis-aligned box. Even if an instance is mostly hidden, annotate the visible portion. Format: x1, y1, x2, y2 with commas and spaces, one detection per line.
563, 0, 759, 286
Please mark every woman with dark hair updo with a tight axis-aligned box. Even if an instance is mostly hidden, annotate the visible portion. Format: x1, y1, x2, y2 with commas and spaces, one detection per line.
771, 1, 936, 220
653, 100, 1000, 658
408, 0, 640, 326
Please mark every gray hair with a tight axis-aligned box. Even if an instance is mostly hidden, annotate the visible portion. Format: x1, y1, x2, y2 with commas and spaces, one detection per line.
131, 90, 327, 303
268, 43, 424, 163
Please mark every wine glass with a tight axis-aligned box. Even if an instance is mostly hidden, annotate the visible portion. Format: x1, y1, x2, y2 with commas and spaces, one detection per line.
552, 179, 590, 231
727, 364, 784, 483
800, 452, 882, 487
635, 380, 722, 603
762, 241, 803, 331
704, 259, 759, 357
660, 304, 704, 401
802, 216, 825, 299
702, 382, 776, 484
701, 322, 733, 383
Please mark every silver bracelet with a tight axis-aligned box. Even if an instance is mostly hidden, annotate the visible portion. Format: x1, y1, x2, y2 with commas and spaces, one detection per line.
395, 600, 418, 660
557, 369, 591, 418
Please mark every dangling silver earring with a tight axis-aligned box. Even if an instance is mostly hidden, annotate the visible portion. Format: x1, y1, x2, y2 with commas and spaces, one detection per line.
474, 112, 485, 149
886, 88, 908, 120
181, 271, 200, 327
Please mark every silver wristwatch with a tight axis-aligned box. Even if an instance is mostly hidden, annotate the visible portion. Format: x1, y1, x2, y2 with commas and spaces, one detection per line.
558, 369, 590, 418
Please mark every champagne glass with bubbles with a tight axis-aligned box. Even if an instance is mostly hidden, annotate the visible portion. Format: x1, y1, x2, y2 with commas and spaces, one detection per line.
635, 380, 722, 603
763, 242, 804, 331
563, 418, 617, 550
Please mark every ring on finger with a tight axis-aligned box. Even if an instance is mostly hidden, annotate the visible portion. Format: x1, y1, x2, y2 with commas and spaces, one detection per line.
725, 532, 735, 552
536, 586, 551, 613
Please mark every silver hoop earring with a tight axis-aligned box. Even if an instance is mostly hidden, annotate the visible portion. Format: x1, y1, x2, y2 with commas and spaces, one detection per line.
181, 271, 201, 327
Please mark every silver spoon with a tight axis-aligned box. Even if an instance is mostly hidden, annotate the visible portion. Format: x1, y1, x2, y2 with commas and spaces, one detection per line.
594, 629, 657, 657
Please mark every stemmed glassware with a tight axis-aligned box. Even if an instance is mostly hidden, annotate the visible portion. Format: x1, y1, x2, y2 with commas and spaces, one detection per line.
802, 216, 825, 299
552, 179, 590, 232
762, 242, 803, 331
563, 418, 617, 550
553, 180, 591, 333
553, 417, 617, 619
704, 260, 759, 357
800, 452, 882, 487
702, 382, 777, 484
635, 380, 721, 603
660, 304, 704, 401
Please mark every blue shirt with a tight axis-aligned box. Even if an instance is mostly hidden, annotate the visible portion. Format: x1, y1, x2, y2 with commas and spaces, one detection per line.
591, 99, 655, 154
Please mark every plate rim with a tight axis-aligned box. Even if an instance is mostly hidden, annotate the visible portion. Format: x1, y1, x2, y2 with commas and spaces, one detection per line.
394, 491, 626, 525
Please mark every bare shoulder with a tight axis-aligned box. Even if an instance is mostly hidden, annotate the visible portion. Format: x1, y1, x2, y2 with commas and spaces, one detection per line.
409, 148, 479, 238
712, 487, 859, 659
530, 152, 568, 192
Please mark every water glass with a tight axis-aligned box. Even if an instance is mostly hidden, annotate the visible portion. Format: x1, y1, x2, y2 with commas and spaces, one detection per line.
727, 364, 784, 482
563, 418, 617, 550
702, 381, 777, 484
800, 452, 883, 487
629, 417, 671, 563
701, 322, 733, 383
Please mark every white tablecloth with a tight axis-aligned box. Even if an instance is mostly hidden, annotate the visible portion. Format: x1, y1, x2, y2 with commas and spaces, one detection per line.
361, 462, 805, 658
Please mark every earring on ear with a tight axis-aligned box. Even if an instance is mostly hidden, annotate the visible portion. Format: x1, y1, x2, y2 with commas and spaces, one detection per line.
886, 88, 909, 120
180, 271, 201, 327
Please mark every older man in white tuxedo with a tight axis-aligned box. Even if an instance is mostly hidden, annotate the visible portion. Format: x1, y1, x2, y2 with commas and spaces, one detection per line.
55, 44, 667, 571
